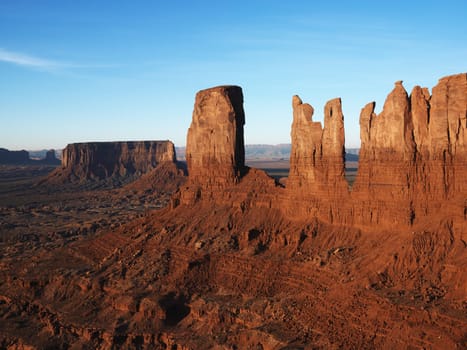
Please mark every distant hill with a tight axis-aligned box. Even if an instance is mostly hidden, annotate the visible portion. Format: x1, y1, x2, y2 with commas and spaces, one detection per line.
0, 148, 60, 165
176, 144, 359, 161
0, 148, 30, 164
28, 149, 62, 160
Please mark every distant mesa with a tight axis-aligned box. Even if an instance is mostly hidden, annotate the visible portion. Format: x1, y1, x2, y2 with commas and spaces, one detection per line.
0, 147, 60, 165
40, 149, 61, 165
0, 148, 30, 164
47, 141, 178, 186
177, 144, 359, 161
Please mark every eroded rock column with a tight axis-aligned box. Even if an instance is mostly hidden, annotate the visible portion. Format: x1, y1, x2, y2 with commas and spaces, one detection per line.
352, 81, 416, 225
287, 95, 348, 222
288, 95, 347, 195
185, 85, 246, 190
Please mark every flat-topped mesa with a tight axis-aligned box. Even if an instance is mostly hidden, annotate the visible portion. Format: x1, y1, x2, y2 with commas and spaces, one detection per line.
57, 141, 176, 182
288, 95, 347, 198
186, 85, 245, 189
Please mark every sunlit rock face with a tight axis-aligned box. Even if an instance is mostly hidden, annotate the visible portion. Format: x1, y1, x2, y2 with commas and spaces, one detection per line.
288, 95, 347, 194
351, 81, 416, 225
352, 73, 467, 225
57, 141, 176, 181
186, 85, 245, 189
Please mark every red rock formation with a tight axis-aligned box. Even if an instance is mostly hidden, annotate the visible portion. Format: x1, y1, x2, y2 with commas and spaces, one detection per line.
51, 141, 176, 183
353, 74, 467, 225
286, 95, 348, 222
351, 81, 417, 225
186, 85, 245, 188
2, 75, 467, 349
425, 73, 467, 198
180, 85, 250, 205
288, 95, 347, 193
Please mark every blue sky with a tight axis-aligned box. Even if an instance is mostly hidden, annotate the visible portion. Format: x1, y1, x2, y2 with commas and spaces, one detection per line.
1, 1, 466, 150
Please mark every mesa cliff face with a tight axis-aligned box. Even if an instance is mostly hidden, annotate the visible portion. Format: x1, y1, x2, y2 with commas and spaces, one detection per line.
52, 141, 176, 183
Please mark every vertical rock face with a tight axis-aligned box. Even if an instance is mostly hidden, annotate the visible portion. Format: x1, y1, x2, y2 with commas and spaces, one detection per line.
59, 141, 176, 181
353, 73, 467, 225
177, 73, 467, 227
186, 85, 245, 189
352, 81, 417, 225
409, 73, 467, 211
286, 95, 348, 223
288, 95, 347, 198
288, 95, 321, 189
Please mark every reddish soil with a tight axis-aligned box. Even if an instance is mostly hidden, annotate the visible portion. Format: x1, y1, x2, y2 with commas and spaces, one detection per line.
0, 165, 465, 349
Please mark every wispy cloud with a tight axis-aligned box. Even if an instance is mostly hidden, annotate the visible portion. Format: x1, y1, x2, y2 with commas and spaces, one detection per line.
0, 47, 67, 70
0, 48, 124, 73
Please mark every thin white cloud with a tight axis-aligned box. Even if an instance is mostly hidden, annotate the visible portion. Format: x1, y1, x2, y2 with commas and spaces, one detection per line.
0, 48, 123, 73
0, 48, 65, 70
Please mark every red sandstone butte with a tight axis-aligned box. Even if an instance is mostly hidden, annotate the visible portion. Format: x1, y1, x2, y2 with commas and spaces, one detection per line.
48, 140, 176, 183
185, 85, 245, 189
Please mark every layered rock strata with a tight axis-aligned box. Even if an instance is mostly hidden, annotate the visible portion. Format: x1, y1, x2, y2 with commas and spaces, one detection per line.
186, 85, 245, 187
56, 141, 176, 182
179, 73, 467, 228
286, 95, 348, 222
353, 74, 467, 225
352, 81, 417, 225
180, 85, 251, 205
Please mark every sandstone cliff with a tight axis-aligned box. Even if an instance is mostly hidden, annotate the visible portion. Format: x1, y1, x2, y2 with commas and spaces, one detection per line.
353, 73, 467, 225
288, 95, 348, 196
178, 73, 467, 228
186, 85, 245, 188
50, 141, 176, 184
352, 81, 417, 225
179, 85, 256, 205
